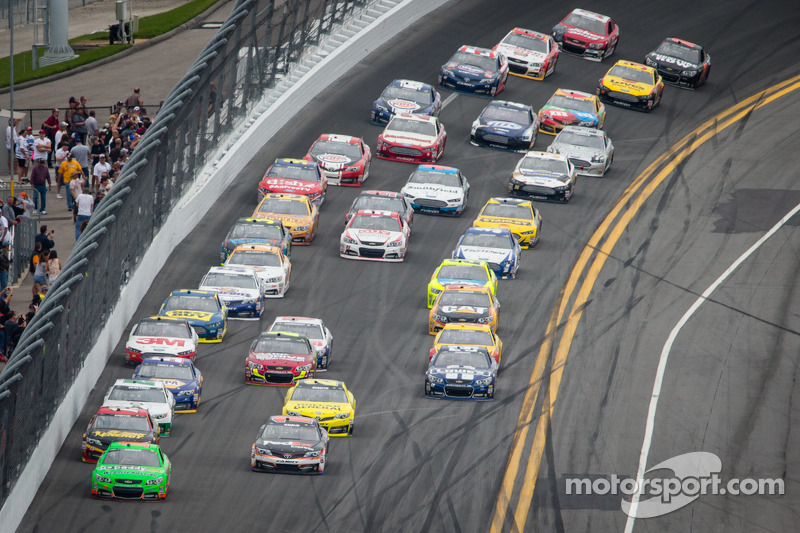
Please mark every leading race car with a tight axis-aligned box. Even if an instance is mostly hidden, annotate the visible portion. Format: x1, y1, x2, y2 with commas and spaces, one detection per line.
102, 379, 175, 436
547, 126, 614, 177
283, 379, 356, 436
452, 227, 521, 279
251, 415, 329, 474
427, 258, 498, 308
538, 88, 606, 135
597, 60, 665, 112
245, 331, 316, 386
199, 266, 264, 320
132, 356, 203, 413
425, 346, 498, 400
552, 8, 619, 62
220, 217, 291, 264
258, 158, 327, 207
509, 151, 577, 202
124, 316, 198, 365
371, 79, 442, 125
494, 27, 559, 81
340, 209, 410, 262
473, 197, 543, 248
430, 323, 503, 364
304, 134, 371, 186
252, 193, 319, 246
438, 45, 509, 97
345, 190, 414, 228
268, 316, 333, 370
470, 101, 539, 152
157, 289, 227, 343
91, 442, 171, 500
81, 406, 160, 463
645, 37, 710, 89
429, 284, 500, 335
376, 113, 447, 164
400, 165, 470, 216
225, 244, 291, 298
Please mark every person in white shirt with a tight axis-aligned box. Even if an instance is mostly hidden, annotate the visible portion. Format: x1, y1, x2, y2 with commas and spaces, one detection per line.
5, 117, 21, 175
74, 187, 94, 240
54, 122, 68, 152
15, 129, 31, 184
91, 154, 112, 191
32, 130, 51, 163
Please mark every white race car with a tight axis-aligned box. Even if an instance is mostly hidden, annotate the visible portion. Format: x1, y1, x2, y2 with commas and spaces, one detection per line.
198, 266, 265, 320
400, 164, 470, 216
124, 316, 199, 365
495, 28, 560, 80
547, 125, 614, 177
268, 316, 334, 370
224, 244, 291, 298
340, 209, 410, 262
102, 379, 175, 436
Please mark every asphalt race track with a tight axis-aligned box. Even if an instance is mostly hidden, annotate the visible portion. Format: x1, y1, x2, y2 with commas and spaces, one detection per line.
16, 0, 800, 531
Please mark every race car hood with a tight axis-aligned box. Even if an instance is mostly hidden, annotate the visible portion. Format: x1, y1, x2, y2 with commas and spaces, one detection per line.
429, 364, 493, 381
127, 335, 195, 353
199, 285, 260, 303
256, 214, 310, 229
646, 52, 699, 70
437, 305, 491, 319
446, 62, 497, 80
256, 439, 320, 454
549, 142, 604, 161
87, 428, 153, 443
495, 43, 546, 62
381, 130, 438, 147
345, 228, 402, 245
95, 464, 164, 476
514, 169, 570, 185
161, 310, 218, 323
102, 400, 170, 418
477, 119, 527, 134
145, 378, 198, 395
380, 97, 423, 114
285, 401, 352, 416
455, 246, 513, 265
539, 105, 598, 127
476, 216, 535, 231
259, 178, 322, 195
601, 76, 652, 96
249, 352, 313, 366
562, 27, 606, 44
401, 183, 463, 200
312, 153, 356, 171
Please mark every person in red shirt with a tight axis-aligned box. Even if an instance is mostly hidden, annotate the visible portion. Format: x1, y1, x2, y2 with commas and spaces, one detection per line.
42, 109, 60, 168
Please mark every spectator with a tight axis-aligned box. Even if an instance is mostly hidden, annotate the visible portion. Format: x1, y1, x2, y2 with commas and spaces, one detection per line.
94, 189, 106, 209
29, 159, 51, 215
55, 122, 68, 153
4, 311, 19, 354
3, 197, 21, 227
18, 192, 35, 217
69, 170, 84, 214
9, 312, 26, 354
58, 153, 84, 211
71, 105, 87, 139
15, 128, 32, 184
125, 87, 144, 110
42, 109, 59, 167
28, 242, 42, 277
35, 225, 55, 253
0, 243, 9, 292
0, 204, 9, 245
54, 142, 70, 199
92, 154, 111, 191
33, 129, 52, 165
31, 283, 44, 307
75, 187, 93, 240
90, 135, 106, 168
86, 110, 99, 138
70, 135, 90, 177
33, 250, 49, 286
25, 304, 37, 325
5, 117, 21, 175
46, 250, 62, 285
99, 175, 112, 192
119, 149, 130, 168
65, 96, 78, 133
0, 286, 12, 316
109, 137, 123, 163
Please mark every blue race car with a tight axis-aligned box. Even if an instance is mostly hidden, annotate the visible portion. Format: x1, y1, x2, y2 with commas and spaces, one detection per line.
438, 45, 509, 97
371, 79, 442, 125
132, 356, 203, 413
158, 289, 228, 343
452, 227, 521, 279
220, 217, 291, 264
425, 346, 498, 400
470, 101, 539, 152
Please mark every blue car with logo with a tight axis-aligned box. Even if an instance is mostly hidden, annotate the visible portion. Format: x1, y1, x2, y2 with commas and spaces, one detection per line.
470, 101, 539, 153
371, 79, 442, 125
133, 356, 203, 413
220, 217, 292, 264
158, 289, 228, 343
425, 346, 498, 400
452, 227, 521, 279
438, 45, 509, 97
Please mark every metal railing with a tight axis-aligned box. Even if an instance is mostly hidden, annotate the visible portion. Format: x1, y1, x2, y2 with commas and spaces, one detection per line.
0, 0, 372, 508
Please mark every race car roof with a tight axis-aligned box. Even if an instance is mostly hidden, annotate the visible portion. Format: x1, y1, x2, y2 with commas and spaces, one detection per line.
273, 316, 324, 325
238, 217, 284, 227
439, 284, 494, 294
295, 378, 344, 389
231, 243, 282, 253
97, 406, 150, 417
486, 100, 531, 112
168, 289, 217, 298
390, 112, 438, 124
570, 8, 611, 23
389, 79, 432, 91
440, 258, 487, 267
141, 315, 190, 324
417, 164, 459, 174
463, 226, 514, 237
205, 265, 257, 277
113, 378, 162, 388
354, 209, 401, 218
457, 45, 498, 58
665, 37, 702, 50
317, 133, 361, 144
435, 344, 492, 356
558, 125, 605, 138
488, 197, 532, 206
613, 59, 657, 73
262, 192, 311, 202
271, 158, 316, 167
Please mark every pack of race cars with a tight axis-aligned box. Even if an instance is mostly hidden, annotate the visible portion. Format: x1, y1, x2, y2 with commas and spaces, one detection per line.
84, 7, 710, 495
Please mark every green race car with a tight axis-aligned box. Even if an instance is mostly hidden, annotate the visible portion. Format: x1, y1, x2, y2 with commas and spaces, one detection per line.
91, 442, 171, 501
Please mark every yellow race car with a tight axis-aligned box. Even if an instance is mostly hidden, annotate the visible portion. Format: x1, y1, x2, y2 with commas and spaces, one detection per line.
597, 60, 664, 112
431, 323, 503, 364
427, 259, 497, 308
429, 285, 500, 335
283, 379, 356, 437
252, 193, 319, 245
473, 197, 542, 249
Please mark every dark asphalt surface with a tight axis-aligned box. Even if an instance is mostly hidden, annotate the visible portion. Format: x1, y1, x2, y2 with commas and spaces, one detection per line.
16, 0, 800, 531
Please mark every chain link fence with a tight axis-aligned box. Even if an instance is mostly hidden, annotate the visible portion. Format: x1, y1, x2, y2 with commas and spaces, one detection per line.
0, 0, 372, 507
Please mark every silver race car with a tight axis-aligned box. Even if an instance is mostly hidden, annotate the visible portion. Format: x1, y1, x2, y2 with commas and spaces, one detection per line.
546, 125, 614, 177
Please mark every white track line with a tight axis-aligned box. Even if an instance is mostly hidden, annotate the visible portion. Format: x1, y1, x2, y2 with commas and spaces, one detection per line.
624, 201, 800, 532
441, 92, 458, 110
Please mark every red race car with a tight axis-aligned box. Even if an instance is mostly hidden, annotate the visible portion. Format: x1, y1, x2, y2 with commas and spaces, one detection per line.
245, 331, 316, 387
552, 8, 619, 62
257, 158, 328, 207
376, 113, 446, 164
304, 134, 371, 186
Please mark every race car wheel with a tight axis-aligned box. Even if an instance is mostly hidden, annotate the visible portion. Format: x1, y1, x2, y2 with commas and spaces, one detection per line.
604, 40, 617, 59
318, 453, 326, 474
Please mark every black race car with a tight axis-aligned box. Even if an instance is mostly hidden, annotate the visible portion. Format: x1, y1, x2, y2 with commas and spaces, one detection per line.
470, 101, 539, 153
645, 38, 710, 89
250, 415, 329, 474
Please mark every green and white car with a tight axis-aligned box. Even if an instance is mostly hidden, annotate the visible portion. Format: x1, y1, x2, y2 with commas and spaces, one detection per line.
91, 442, 171, 501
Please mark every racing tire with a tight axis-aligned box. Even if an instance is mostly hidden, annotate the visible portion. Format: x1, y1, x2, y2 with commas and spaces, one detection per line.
318, 453, 326, 474
604, 40, 617, 59
348, 423, 353, 436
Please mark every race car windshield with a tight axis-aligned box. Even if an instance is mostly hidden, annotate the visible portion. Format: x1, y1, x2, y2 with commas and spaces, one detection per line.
437, 265, 487, 281
228, 250, 282, 267
438, 291, 491, 308
102, 448, 160, 467
434, 350, 491, 369
350, 215, 401, 231
257, 199, 310, 215
271, 323, 324, 339
354, 196, 404, 213
460, 233, 512, 249
134, 321, 190, 338
108, 386, 165, 403
229, 223, 283, 240
655, 41, 700, 64
408, 170, 461, 187
381, 85, 433, 105
555, 132, 604, 149
202, 273, 257, 290
547, 94, 596, 113
262, 423, 319, 441
385, 118, 436, 137
291, 386, 348, 403
481, 204, 533, 220
265, 165, 320, 182
135, 364, 194, 381
310, 140, 362, 159
92, 415, 151, 432
608, 65, 653, 85
519, 157, 569, 174
162, 295, 219, 312
482, 106, 529, 125
450, 51, 497, 71
502, 33, 548, 53
563, 13, 607, 35
254, 337, 311, 355
439, 329, 494, 346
